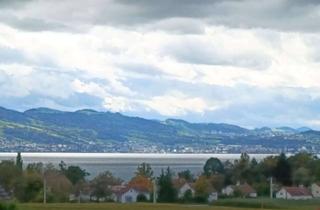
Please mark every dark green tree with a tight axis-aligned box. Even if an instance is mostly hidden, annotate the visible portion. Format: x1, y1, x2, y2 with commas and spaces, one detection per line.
135, 163, 153, 178
59, 161, 89, 185
274, 153, 292, 185
90, 171, 122, 201
0, 160, 21, 190
157, 167, 177, 203
203, 157, 224, 176
16, 152, 23, 171
178, 170, 194, 182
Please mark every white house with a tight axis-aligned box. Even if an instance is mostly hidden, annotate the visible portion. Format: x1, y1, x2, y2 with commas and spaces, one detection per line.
311, 183, 320, 198
222, 185, 234, 196
222, 183, 257, 198
276, 187, 312, 200
176, 182, 195, 198
208, 191, 218, 202
116, 186, 150, 203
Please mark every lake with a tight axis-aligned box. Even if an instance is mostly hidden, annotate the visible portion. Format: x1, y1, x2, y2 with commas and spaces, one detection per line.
0, 153, 274, 181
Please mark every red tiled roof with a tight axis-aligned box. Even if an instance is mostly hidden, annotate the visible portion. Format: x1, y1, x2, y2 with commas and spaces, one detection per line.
236, 183, 256, 195
284, 187, 312, 196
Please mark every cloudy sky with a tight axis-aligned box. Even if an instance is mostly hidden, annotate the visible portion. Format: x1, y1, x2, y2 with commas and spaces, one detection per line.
1, 0, 320, 129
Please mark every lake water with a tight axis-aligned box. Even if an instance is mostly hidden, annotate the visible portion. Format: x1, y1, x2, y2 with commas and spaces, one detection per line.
0, 153, 273, 181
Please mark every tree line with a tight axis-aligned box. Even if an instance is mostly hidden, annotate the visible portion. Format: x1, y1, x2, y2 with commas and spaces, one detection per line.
0, 152, 319, 203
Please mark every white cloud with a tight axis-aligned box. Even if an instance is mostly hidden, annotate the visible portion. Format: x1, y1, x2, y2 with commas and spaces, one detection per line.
144, 91, 221, 116
103, 96, 132, 112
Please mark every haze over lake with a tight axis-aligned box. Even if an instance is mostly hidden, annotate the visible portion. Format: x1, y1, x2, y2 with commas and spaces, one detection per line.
0, 153, 273, 180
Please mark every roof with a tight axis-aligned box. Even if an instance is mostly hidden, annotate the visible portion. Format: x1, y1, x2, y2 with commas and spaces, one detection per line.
0, 186, 10, 200
282, 187, 312, 197
173, 178, 194, 190
236, 183, 256, 195
116, 185, 150, 196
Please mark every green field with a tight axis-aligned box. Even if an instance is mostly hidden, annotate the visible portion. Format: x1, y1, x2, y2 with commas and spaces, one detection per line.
17, 199, 320, 210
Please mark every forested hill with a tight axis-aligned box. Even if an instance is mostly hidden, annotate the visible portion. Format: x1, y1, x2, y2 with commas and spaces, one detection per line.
0, 107, 318, 152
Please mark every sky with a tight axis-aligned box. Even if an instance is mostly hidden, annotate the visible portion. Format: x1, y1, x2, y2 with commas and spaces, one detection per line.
0, 0, 320, 129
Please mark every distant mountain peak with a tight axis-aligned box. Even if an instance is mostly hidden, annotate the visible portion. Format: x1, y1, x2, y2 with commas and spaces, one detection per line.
24, 107, 63, 114
75, 109, 99, 115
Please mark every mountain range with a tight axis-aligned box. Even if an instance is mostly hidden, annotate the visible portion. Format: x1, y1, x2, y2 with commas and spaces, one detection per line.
0, 107, 319, 153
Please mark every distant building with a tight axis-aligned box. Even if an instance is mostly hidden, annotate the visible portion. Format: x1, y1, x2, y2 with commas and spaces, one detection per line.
222, 183, 257, 198
311, 183, 320, 198
222, 185, 234, 196
0, 185, 10, 201
115, 186, 150, 203
276, 186, 312, 200
173, 179, 195, 199
208, 191, 218, 202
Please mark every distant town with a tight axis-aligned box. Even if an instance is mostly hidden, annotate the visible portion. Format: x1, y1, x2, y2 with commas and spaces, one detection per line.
0, 107, 320, 154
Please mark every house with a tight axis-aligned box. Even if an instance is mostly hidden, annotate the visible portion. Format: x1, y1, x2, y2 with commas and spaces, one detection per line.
0, 185, 10, 200
237, 183, 257, 198
311, 183, 320, 198
276, 186, 313, 200
222, 185, 234, 196
222, 183, 257, 198
173, 179, 195, 199
116, 186, 150, 203
208, 191, 218, 202
69, 184, 92, 202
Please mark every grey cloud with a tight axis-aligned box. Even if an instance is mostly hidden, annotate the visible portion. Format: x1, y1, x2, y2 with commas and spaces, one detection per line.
0, 47, 27, 63
1, 0, 320, 32
164, 38, 271, 70
117, 62, 164, 77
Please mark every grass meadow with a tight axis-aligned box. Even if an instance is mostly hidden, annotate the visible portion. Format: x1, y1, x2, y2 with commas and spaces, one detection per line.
18, 199, 320, 210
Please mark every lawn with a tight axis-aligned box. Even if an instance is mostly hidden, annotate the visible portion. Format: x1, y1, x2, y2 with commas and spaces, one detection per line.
18, 203, 265, 210
17, 200, 320, 210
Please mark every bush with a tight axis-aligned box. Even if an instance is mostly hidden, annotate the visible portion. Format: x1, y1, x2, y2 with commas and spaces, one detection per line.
137, 194, 148, 202
0, 203, 17, 210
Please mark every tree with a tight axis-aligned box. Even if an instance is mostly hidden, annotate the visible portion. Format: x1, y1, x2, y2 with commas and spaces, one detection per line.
26, 162, 44, 174
194, 175, 213, 203
157, 167, 177, 203
14, 172, 43, 202
0, 160, 21, 190
128, 175, 152, 192
59, 161, 89, 185
90, 171, 122, 201
274, 153, 292, 185
209, 174, 225, 192
137, 194, 148, 202
178, 170, 194, 182
182, 189, 193, 203
233, 153, 251, 182
293, 167, 312, 186
16, 152, 23, 171
203, 158, 224, 176
45, 169, 73, 202
135, 163, 153, 178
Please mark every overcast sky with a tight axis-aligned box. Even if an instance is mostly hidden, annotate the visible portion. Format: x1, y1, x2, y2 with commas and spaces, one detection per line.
1, 0, 320, 129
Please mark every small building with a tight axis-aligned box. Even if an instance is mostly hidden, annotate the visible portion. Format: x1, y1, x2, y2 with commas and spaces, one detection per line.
0, 185, 10, 200
173, 179, 195, 199
311, 183, 320, 198
237, 183, 257, 198
116, 186, 150, 203
222, 183, 257, 198
276, 187, 312, 200
222, 185, 234, 196
208, 191, 218, 202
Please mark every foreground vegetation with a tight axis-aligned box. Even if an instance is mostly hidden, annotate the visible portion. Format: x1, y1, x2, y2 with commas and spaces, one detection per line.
16, 200, 320, 210
1, 152, 320, 206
